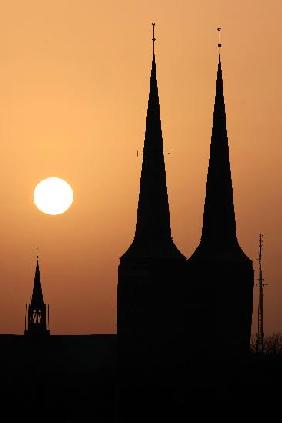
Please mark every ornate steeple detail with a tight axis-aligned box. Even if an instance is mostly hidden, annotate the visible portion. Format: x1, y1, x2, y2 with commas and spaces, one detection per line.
123, 24, 183, 260
24, 257, 50, 336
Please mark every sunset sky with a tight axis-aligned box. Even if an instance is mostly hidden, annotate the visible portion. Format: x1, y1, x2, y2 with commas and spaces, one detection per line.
0, 0, 281, 335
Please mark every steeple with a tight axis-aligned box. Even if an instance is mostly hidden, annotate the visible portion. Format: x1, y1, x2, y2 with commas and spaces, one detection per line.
118, 26, 186, 367
123, 24, 183, 260
24, 256, 50, 336
31, 257, 44, 306
186, 34, 254, 356
198, 50, 241, 255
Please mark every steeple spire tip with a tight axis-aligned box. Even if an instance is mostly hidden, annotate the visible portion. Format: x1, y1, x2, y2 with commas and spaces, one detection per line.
152, 22, 156, 56
217, 27, 222, 60
35, 247, 40, 266
217, 26, 222, 65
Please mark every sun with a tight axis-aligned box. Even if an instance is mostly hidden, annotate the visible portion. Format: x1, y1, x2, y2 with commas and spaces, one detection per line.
34, 177, 74, 215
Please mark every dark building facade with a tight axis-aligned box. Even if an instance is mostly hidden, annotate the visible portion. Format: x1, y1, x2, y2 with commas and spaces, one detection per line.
186, 55, 254, 355
117, 44, 186, 366
117, 37, 253, 364
24, 257, 50, 336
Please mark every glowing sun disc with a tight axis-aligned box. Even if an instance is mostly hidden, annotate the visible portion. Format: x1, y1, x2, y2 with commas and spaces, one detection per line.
34, 177, 74, 215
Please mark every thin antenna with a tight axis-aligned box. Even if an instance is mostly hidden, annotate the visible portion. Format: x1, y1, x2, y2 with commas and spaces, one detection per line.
25, 304, 27, 331
256, 233, 267, 353
47, 304, 50, 330
217, 27, 222, 55
152, 22, 156, 55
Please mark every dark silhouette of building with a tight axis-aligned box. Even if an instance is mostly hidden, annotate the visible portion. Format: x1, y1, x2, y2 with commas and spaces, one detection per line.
117, 29, 254, 370
0, 334, 116, 422
117, 27, 186, 366
187, 53, 254, 355
24, 257, 50, 336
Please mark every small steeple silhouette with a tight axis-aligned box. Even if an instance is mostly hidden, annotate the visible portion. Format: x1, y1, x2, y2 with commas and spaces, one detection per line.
123, 23, 183, 260
24, 256, 50, 336
31, 257, 44, 304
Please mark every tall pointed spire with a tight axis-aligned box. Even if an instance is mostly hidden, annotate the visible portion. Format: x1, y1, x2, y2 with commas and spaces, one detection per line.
199, 44, 240, 254
118, 26, 186, 368
31, 256, 44, 306
24, 255, 50, 336
187, 33, 254, 356
124, 23, 183, 259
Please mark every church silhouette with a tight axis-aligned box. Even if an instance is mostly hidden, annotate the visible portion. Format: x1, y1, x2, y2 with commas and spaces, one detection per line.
1, 26, 272, 423
115, 27, 257, 421
118, 27, 253, 372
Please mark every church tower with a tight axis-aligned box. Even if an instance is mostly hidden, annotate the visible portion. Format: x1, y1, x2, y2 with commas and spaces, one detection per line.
24, 257, 50, 336
187, 40, 253, 354
117, 25, 186, 364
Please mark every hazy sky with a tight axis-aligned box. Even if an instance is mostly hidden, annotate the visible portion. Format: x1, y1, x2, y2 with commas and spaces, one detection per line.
0, 0, 281, 335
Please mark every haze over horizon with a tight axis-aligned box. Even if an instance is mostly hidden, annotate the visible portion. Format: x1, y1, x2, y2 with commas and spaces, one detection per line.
0, 0, 280, 336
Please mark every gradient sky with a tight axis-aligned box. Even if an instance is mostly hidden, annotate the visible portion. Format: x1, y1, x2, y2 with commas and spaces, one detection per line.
0, 0, 280, 335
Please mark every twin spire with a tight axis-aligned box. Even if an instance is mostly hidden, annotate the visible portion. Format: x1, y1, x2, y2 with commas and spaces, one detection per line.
132, 24, 174, 251
125, 25, 243, 260
190, 27, 249, 259
199, 36, 240, 253
122, 23, 184, 260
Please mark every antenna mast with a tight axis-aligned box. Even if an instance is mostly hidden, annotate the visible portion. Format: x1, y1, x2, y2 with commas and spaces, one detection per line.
256, 233, 265, 353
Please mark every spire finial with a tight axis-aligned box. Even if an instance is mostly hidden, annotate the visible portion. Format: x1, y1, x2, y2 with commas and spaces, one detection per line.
217, 27, 222, 56
36, 247, 39, 262
152, 22, 156, 55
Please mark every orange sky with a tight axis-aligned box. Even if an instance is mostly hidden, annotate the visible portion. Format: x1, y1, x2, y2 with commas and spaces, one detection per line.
0, 0, 281, 335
